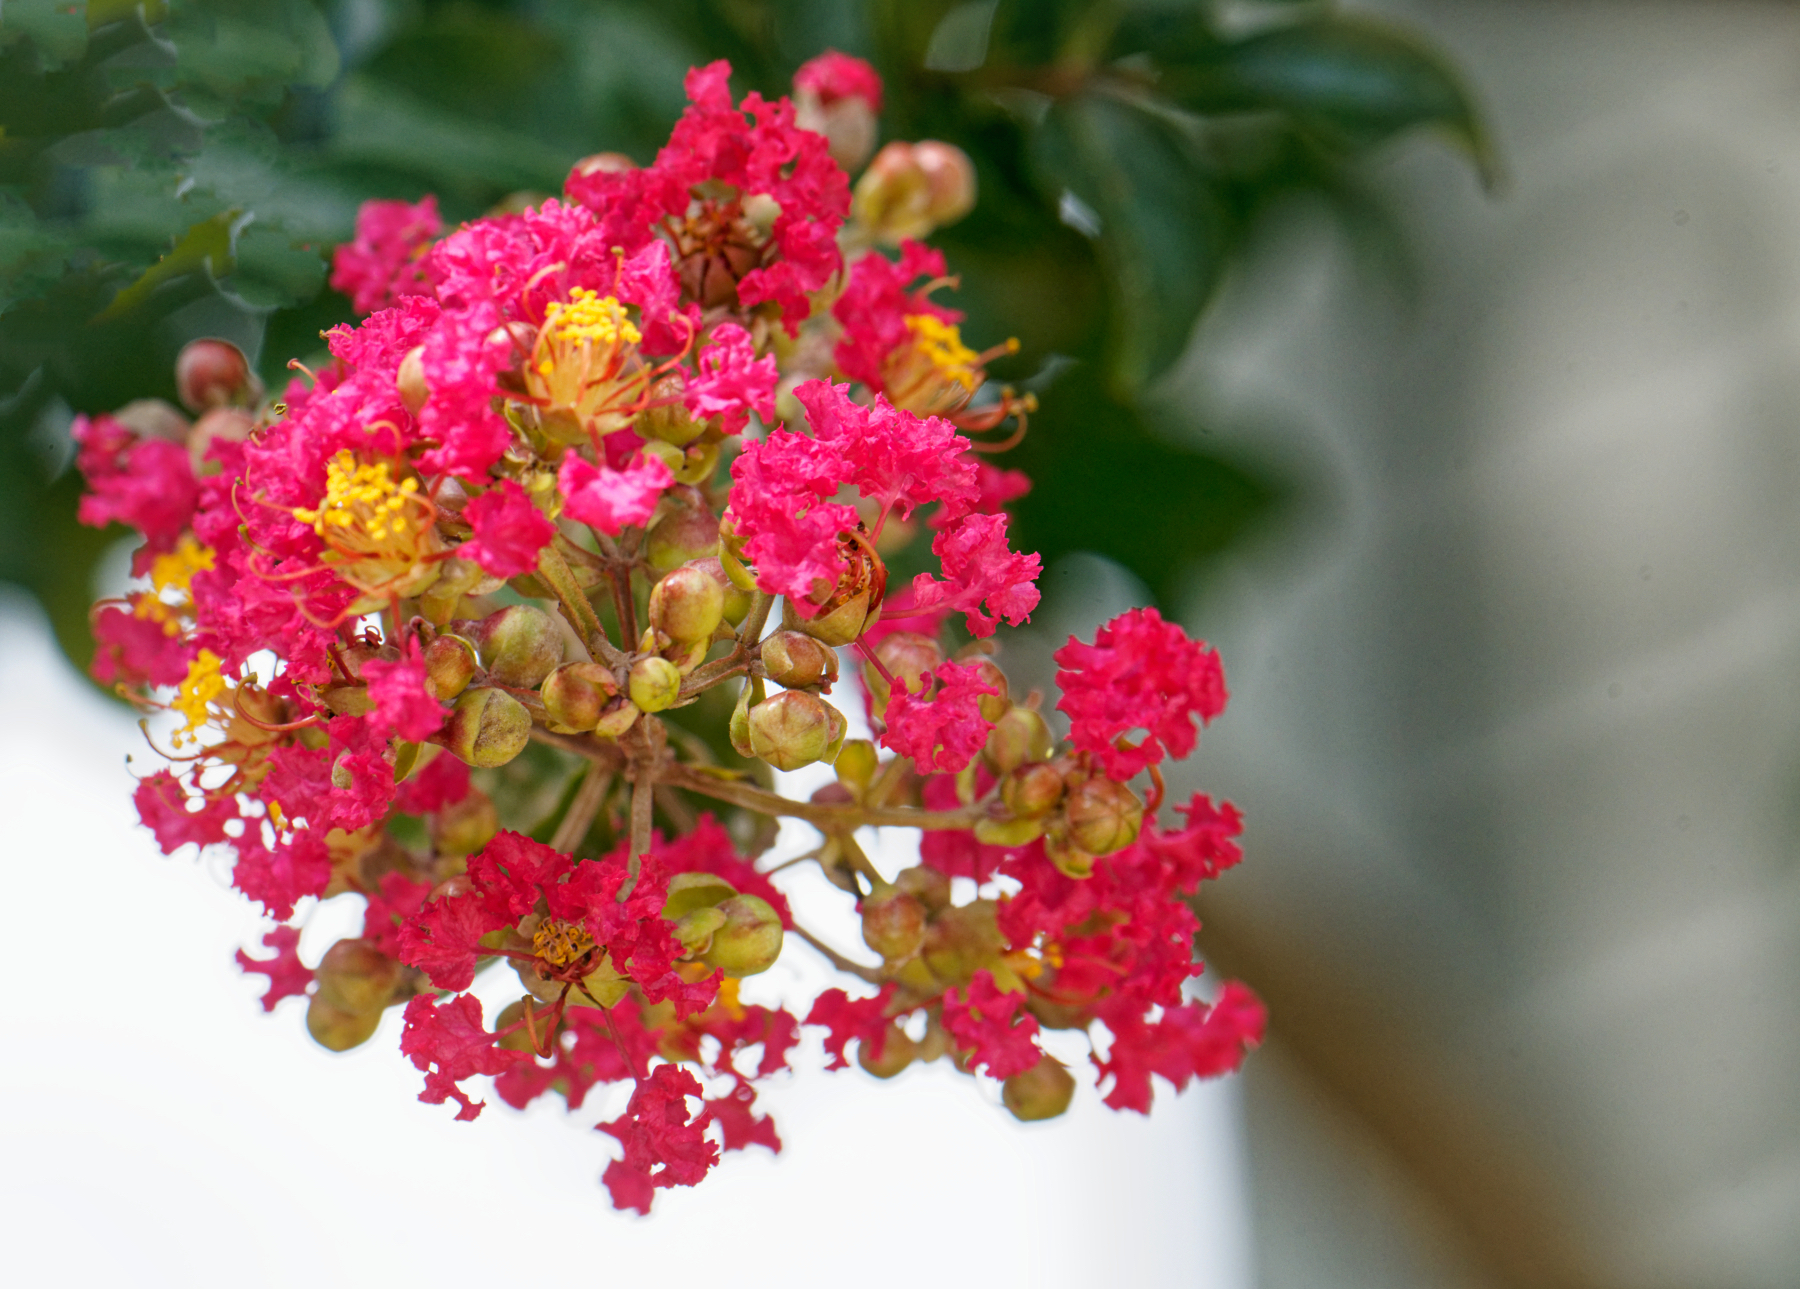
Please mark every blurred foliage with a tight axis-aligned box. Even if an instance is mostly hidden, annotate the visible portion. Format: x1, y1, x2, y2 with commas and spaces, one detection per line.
0, 0, 1488, 667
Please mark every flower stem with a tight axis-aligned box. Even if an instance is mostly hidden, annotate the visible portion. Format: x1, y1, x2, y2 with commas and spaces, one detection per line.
549, 762, 611, 854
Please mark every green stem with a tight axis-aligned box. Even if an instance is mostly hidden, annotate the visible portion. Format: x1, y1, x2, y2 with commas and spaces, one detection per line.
537, 542, 607, 659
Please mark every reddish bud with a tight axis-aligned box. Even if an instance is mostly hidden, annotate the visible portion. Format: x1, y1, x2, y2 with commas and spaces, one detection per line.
1002, 1055, 1076, 1122
648, 564, 725, 644
175, 337, 257, 412
860, 887, 926, 961
423, 634, 478, 700
760, 630, 838, 690
698, 894, 784, 976
540, 661, 618, 732
397, 345, 429, 415
471, 605, 562, 687
442, 686, 531, 768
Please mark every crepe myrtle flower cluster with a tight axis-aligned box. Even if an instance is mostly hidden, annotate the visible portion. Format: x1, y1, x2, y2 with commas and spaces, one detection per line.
78, 54, 1263, 1213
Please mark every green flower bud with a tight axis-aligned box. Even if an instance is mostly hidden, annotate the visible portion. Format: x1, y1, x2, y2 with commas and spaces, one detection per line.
858, 1023, 917, 1079
540, 661, 619, 732
442, 686, 532, 768
628, 655, 682, 712
638, 374, 708, 446
985, 706, 1054, 774
971, 658, 1009, 723
1002, 762, 1065, 818
760, 630, 838, 690
1064, 776, 1143, 857
646, 487, 720, 572
307, 994, 382, 1052
673, 906, 729, 953
688, 556, 752, 626
860, 886, 926, 961
431, 786, 499, 858
423, 634, 478, 700
921, 899, 1004, 988
321, 682, 375, 718
835, 738, 879, 791
972, 815, 1045, 847
1043, 828, 1095, 880
662, 870, 738, 920
794, 589, 871, 648
747, 689, 837, 771
1002, 1055, 1077, 1122
419, 557, 501, 627
699, 894, 784, 976
314, 938, 400, 1015
648, 564, 725, 644
473, 604, 563, 688
853, 140, 976, 244
729, 678, 758, 758
894, 864, 951, 914
175, 337, 257, 412
593, 700, 641, 739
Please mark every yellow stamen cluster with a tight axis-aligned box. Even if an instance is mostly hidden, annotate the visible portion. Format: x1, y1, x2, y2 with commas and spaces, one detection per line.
135, 538, 215, 635
172, 649, 227, 746
905, 314, 981, 394
532, 918, 596, 967
537, 289, 641, 375
294, 451, 421, 543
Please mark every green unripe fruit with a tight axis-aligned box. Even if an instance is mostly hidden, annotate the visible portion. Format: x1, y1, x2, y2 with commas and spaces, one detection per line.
835, 738, 878, 790
699, 895, 784, 976
921, 899, 1004, 987
661, 871, 738, 920
314, 938, 400, 1014
1064, 776, 1143, 857
858, 1024, 917, 1079
628, 655, 682, 712
648, 564, 725, 644
638, 374, 708, 446
860, 887, 926, 961
760, 630, 838, 690
747, 690, 838, 771
423, 634, 478, 700
540, 662, 619, 732
894, 864, 951, 914
442, 687, 532, 768
645, 488, 720, 572
1003, 1055, 1076, 1122
307, 994, 382, 1052
472, 604, 562, 687
431, 787, 499, 858
1003, 762, 1065, 818
985, 706, 1054, 774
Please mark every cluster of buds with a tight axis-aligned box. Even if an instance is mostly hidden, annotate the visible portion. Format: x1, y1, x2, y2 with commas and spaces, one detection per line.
79, 52, 1262, 1214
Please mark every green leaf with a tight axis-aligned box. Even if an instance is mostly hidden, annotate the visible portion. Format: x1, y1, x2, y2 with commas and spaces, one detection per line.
95, 209, 238, 320
1031, 92, 1227, 395
1163, 16, 1498, 187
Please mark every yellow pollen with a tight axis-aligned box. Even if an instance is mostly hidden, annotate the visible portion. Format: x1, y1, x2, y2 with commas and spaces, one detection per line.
542, 288, 641, 350
293, 451, 421, 543
717, 976, 746, 1022
268, 801, 287, 831
135, 538, 215, 634
905, 314, 980, 392
172, 649, 226, 746
532, 918, 596, 967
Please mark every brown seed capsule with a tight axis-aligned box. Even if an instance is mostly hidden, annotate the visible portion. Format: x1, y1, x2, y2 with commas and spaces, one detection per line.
860, 886, 926, 961
1064, 776, 1143, 857
472, 604, 562, 687
760, 630, 837, 690
1002, 1055, 1077, 1122
442, 687, 531, 768
698, 894, 784, 976
648, 564, 725, 645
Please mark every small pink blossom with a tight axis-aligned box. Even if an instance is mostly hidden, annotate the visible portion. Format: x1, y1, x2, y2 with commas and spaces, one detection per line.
362, 639, 446, 742
685, 323, 777, 434
559, 453, 672, 535
330, 196, 443, 315
457, 479, 556, 579
793, 50, 883, 112
907, 511, 1041, 638
878, 659, 996, 773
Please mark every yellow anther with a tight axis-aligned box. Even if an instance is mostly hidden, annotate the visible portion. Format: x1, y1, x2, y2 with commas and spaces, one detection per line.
293, 450, 420, 544
532, 918, 596, 967
542, 288, 641, 349
716, 976, 746, 1022
172, 649, 227, 746
268, 800, 287, 831
905, 314, 981, 393
136, 538, 215, 634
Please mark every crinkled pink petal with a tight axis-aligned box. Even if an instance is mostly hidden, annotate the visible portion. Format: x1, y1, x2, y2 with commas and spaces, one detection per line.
559, 452, 672, 535
457, 478, 556, 579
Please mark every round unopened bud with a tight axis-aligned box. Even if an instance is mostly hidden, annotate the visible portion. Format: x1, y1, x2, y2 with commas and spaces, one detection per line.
864, 631, 944, 711
921, 900, 1004, 988
661, 871, 738, 920
628, 655, 682, 712
853, 140, 976, 243
442, 686, 531, 768
397, 345, 429, 415
915, 141, 977, 227
795, 91, 879, 174
894, 864, 951, 914
860, 887, 926, 961
986, 706, 1054, 773
835, 738, 879, 790
423, 634, 478, 700
571, 151, 637, 178
431, 787, 499, 858
858, 1023, 917, 1079
760, 630, 837, 690
691, 556, 753, 626
314, 938, 400, 1015
649, 565, 725, 644
971, 658, 1009, 723
646, 488, 721, 572
473, 605, 562, 687
1043, 829, 1095, 880
638, 373, 708, 446
307, 994, 382, 1052
747, 689, 837, 771
1064, 777, 1143, 857
113, 398, 189, 443
1003, 762, 1065, 818
540, 661, 619, 732
175, 337, 256, 412
1003, 1055, 1077, 1122
699, 894, 784, 976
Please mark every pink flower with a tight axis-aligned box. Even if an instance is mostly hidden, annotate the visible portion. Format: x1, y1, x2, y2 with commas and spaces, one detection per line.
832, 241, 958, 393
400, 992, 529, 1122
230, 829, 334, 922
685, 323, 776, 435
135, 769, 235, 853
932, 462, 1030, 527
1144, 794, 1245, 887
1053, 607, 1227, 781
392, 750, 471, 815
879, 659, 996, 773
73, 416, 199, 554
940, 971, 1042, 1078
92, 606, 193, 688
416, 300, 515, 481
330, 196, 443, 315
1093, 986, 1265, 1114
793, 50, 883, 112
805, 985, 897, 1071
907, 511, 1041, 638
235, 926, 313, 1012
362, 639, 446, 742
457, 479, 556, 579
598, 1064, 720, 1213
726, 428, 859, 601
793, 379, 978, 521
559, 452, 672, 535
